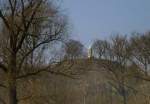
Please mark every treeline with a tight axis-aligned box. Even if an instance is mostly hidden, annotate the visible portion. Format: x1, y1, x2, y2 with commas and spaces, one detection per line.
64, 32, 150, 77
90, 33, 150, 104
64, 33, 150, 83
63, 33, 150, 104
91, 33, 150, 76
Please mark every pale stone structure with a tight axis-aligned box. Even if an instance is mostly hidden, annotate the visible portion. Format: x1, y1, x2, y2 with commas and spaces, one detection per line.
88, 45, 93, 58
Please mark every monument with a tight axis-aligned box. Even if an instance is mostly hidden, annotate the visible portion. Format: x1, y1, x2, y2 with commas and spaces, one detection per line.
88, 45, 93, 58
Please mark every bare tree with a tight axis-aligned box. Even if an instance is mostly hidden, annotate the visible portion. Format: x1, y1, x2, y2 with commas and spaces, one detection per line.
130, 32, 150, 76
101, 35, 133, 104
0, 0, 69, 104
91, 40, 106, 59
64, 39, 84, 59
111, 35, 130, 104
91, 39, 112, 60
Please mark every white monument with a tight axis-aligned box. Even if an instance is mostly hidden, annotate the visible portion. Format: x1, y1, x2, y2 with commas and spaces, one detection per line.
88, 45, 93, 58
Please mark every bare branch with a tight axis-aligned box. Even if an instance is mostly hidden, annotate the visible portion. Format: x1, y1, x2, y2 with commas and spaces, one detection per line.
18, 37, 61, 70
8, 0, 14, 15
16, 0, 43, 52
16, 68, 75, 80
0, 10, 10, 29
134, 75, 150, 82
17, 60, 76, 79
0, 83, 7, 89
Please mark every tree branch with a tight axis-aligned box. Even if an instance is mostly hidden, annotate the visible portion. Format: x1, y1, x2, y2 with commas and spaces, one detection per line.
16, 67, 75, 79
16, 0, 43, 52
17, 61, 76, 79
18, 37, 60, 70
0, 10, 10, 29
0, 83, 7, 89
17, 69, 75, 79
8, 0, 16, 16
134, 75, 150, 82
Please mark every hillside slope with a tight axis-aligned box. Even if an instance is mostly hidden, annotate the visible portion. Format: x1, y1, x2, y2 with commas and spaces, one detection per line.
0, 59, 149, 104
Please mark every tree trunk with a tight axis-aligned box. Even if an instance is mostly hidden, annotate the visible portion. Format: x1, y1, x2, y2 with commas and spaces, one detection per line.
144, 62, 148, 76
8, 53, 18, 104
8, 79, 17, 104
123, 92, 127, 104
122, 85, 127, 104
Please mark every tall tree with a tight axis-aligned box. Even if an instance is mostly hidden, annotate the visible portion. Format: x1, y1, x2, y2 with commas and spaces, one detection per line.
0, 0, 68, 104
102, 35, 133, 104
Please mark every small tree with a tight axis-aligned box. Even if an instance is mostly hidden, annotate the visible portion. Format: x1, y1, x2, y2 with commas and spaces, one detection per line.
64, 39, 84, 59
91, 39, 112, 59
91, 40, 106, 59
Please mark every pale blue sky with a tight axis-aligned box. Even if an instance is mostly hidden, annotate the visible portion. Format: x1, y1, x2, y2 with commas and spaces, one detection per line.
62, 0, 150, 47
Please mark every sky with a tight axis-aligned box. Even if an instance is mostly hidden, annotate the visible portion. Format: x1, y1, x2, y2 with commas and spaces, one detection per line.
62, 0, 150, 47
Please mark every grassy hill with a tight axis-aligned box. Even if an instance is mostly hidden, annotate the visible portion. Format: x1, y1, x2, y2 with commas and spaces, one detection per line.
0, 58, 149, 104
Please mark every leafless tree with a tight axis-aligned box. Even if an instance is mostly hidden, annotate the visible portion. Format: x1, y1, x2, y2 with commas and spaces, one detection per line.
91, 39, 106, 59
64, 39, 84, 59
0, 0, 69, 104
91, 39, 113, 60
130, 32, 150, 76
101, 35, 133, 104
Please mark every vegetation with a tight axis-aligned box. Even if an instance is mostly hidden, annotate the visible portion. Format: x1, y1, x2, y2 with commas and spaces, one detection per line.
0, 0, 149, 104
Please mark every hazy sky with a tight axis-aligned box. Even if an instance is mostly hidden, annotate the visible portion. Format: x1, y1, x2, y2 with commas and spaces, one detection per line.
62, 0, 150, 47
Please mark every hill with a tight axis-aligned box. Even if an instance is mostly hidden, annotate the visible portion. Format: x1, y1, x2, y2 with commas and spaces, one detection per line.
0, 58, 149, 104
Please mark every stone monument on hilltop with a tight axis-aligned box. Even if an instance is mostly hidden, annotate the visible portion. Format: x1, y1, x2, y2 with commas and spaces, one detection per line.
88, 45, 93, 58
